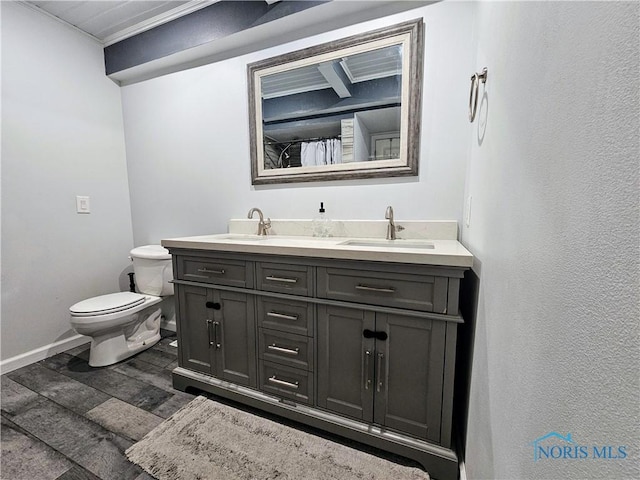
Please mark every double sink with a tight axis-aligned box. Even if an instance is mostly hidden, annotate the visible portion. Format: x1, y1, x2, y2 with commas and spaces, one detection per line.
215, 234, 435, 250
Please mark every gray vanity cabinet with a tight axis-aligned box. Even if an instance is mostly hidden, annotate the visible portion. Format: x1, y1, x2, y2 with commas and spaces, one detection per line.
169, 248, 466, 480
175, 283, 257, 387
317, 305, 445, 443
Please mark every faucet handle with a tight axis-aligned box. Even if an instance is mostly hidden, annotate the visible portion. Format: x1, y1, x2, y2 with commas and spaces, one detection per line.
257, 217, 271, 236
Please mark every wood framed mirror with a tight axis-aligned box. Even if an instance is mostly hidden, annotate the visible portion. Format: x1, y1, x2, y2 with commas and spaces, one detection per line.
248, 19, 424, 185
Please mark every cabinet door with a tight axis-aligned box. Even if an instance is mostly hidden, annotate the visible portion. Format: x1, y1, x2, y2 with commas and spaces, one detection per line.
317, 305, 375, 421
374, 313, 446, 443
213, 290, 257, 387
176, 284, 213, 374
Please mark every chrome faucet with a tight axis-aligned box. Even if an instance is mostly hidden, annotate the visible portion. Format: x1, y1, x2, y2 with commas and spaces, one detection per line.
247, 208, 271, 235
385, 206, 404, 240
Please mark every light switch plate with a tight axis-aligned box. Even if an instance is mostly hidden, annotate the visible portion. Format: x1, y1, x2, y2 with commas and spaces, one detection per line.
76, 196, 90, 214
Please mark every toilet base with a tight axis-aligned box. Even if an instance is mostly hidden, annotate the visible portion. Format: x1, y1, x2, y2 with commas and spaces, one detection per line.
88, 307, 162, 367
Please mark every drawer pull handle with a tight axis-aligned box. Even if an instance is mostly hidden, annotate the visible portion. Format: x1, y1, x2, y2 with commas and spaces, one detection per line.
268, 375, 299, 389
355, 284, 396, 293
268, 344, 300, 356
265, 275, 298, 284
198, 268, 225, 275
266, 311, 299, 321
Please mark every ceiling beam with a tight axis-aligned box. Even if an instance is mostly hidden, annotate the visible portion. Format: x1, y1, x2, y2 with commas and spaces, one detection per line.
317, 61, 352, 99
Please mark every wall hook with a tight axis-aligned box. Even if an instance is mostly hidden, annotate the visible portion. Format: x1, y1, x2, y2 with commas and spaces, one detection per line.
469, 67, 488, 122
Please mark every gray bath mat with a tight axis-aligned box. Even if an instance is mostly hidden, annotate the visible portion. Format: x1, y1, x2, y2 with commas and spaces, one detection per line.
126, 395, 429, 480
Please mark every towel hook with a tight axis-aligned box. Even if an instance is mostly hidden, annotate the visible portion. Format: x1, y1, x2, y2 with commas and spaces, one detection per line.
469, 67, 488, 123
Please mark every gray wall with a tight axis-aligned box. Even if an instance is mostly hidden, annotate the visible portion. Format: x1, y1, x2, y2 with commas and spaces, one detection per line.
120, 2, 475, 246
462, 2, 639, 479
1, 3, 134, 361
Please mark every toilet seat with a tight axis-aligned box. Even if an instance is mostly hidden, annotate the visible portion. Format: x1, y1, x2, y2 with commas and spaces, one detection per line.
70, 293, 162, 333
70, 292, 145, 317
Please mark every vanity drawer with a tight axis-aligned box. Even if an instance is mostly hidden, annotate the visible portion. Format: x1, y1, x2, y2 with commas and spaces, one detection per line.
258, 328, 313, 371
317, 267, 447, 313
259, 361, 313, 405
256, 297, 314, 336
177, 256, 252, 288
256, 262, 313, 296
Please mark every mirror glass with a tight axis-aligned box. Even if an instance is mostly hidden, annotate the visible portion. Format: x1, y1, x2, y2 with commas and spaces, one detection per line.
248, 20, 423, 185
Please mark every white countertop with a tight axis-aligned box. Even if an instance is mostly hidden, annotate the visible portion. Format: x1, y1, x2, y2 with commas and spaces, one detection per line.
161, 233, 473, 268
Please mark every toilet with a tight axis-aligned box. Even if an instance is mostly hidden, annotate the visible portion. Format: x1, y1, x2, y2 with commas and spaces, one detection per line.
69, 245, 174, 367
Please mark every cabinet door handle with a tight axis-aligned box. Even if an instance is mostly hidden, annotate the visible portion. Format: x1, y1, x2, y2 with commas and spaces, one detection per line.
355, 284, 396, 294
364, 350, 372, 390
265, 275, 298, 284
266, 311, 298, 321
198, 268, 225, 275
268, 375, 299, 389
213, 321, 221, 349
376, 352, 385, 393
207, 319, 214, 346
267, 344, 300, 356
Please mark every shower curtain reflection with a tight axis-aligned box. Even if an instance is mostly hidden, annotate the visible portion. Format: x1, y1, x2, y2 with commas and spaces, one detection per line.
263, 138, 342, 169
301, 138, 342, 167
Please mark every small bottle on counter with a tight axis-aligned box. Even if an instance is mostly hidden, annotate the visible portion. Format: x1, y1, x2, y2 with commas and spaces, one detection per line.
312, 202, 332, 237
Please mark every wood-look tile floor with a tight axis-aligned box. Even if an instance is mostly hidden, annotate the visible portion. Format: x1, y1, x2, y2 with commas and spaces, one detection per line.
1, 330, 195, 480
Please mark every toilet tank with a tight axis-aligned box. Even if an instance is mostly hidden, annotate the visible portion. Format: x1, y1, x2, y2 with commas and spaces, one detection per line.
130, 245, 174, 296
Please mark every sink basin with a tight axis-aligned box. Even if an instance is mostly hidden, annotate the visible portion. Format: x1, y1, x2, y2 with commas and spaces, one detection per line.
215, 234, 268, 242
339, 239, 435, 249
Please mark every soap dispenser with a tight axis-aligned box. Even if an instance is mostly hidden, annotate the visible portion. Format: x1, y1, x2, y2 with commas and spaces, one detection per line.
312, 202, 332, 237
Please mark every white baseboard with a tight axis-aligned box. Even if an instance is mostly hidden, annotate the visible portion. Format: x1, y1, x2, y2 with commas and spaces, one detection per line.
161, 318, 176, 332
0, 334, 90, 375
459, 458, 467, 480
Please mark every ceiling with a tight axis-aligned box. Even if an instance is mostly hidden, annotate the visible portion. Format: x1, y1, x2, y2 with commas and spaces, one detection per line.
21, 0, 431, 85
261, 44, 402, 100
22, 1, 217, 45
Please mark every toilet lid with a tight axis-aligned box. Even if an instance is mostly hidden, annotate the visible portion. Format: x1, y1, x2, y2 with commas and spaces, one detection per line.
130, 245, 171, 260
70, 292, 146, 317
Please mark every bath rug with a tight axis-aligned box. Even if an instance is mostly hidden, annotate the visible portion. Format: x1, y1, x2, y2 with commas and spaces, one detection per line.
126, 395, 429, 480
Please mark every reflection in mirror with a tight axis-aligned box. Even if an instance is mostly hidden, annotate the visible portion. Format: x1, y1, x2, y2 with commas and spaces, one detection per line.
248, 19, 423, 184
262, 44, 402, 168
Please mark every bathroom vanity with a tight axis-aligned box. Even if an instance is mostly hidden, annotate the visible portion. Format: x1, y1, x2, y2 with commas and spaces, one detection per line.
162, 221, 472, 480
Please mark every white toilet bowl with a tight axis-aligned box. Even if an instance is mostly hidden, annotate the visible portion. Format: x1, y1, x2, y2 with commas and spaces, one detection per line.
69, 245, 173, 367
